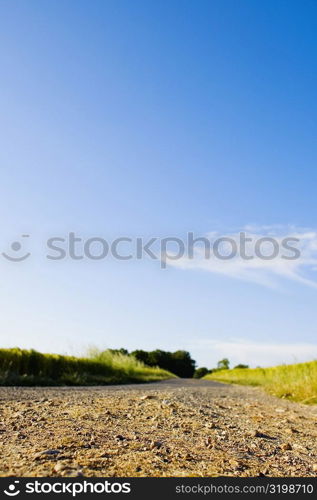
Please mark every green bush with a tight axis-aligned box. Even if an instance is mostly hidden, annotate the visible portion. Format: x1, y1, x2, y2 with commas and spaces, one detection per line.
193, 367, 209, 378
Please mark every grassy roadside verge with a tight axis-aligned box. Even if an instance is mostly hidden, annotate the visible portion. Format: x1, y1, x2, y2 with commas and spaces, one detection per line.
0, 348, 175, 386
204, 360, 317, 404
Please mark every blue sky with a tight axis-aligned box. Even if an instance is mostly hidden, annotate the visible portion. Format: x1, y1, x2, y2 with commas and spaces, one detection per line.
0, 0, 317, 367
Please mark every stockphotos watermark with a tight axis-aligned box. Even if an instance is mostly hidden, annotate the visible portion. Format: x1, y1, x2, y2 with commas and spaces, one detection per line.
2, 479, 131, 497
1, 232, 301, 268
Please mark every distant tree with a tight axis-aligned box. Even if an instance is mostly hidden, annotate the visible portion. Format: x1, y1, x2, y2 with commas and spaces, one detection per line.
193, 367, 209, 379
172, 350, 196, 378
132, 349, 196, 378
148, 350, 171, 370
217, 358, 230, 370
131, 350, 150, 365
108, 348, 129, 356
234, 363, 249, 369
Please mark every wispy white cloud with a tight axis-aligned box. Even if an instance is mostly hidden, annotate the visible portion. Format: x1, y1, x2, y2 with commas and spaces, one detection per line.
190, 338, 317, 368
168, 226, 317, 289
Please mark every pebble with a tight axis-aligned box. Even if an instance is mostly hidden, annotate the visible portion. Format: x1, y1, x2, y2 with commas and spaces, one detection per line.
280, 443, 292, 451
150, 440, 162, 449
53, 462, 67, 473
40, 450, 60, 455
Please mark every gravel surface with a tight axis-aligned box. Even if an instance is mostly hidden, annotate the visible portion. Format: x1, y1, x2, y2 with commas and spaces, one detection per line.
1, 379, 317, 477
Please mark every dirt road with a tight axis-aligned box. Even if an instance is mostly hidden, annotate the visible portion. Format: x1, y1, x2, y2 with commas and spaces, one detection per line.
1, 379, 317, 477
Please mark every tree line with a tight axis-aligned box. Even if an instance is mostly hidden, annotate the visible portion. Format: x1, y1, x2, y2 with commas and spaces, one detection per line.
108, 350, 249, 378
108, 348, 196, 378
193, 358, 249, 378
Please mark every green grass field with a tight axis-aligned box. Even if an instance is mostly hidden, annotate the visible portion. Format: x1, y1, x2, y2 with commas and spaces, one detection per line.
204, 360, 317, 404
0, 348, 175, 386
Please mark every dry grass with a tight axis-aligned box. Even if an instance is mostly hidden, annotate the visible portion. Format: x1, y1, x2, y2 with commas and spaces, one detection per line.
0, 347, 175, 386
88, 348, 176, 383
204, 360, 317, 404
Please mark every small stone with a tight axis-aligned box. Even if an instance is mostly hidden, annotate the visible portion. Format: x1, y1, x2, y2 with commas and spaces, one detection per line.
280, 443, 292, 451
228, 459, 239, 468
205, 422, 216, 429
34, 449, 60, 461
66, 470, 83, 477
285, 427, 299, 434
312, 464, 317, 472
252, 430, 275, 440
150, 440, 162, 449
204, 437, 213, 447
54, 462, 67, 473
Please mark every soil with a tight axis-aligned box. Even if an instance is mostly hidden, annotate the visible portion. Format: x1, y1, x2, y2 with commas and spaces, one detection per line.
1, 379, 317, 477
